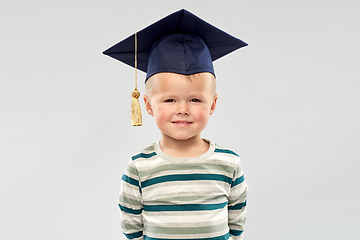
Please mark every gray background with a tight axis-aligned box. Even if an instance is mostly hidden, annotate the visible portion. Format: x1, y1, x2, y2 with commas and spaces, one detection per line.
1, 0, 359, 239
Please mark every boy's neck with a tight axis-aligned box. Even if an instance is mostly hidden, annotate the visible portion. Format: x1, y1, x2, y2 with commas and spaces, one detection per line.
159, 134, 210, 158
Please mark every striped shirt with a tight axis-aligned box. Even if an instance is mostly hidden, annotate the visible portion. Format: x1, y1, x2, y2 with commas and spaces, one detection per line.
119, 140, 248, 240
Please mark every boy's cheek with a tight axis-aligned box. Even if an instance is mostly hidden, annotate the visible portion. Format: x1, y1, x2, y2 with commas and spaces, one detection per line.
154, 111, 170, 122
192, 106, 211, 116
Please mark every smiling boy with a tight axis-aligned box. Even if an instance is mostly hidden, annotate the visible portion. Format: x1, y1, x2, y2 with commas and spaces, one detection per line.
144, 72, 217, 158
103, 9, 248, 240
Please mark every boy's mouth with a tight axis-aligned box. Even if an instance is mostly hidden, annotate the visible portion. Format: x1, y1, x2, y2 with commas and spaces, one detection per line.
172, 121, 193, 125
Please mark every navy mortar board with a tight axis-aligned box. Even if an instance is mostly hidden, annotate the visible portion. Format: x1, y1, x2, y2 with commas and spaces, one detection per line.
103, 9, 247, 81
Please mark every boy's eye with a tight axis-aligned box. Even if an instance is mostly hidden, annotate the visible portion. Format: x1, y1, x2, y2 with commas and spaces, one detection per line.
190, 98, 201, 102
164, 99, 175, 102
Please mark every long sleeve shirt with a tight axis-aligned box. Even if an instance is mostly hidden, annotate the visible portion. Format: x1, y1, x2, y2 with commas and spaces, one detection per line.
119, 140, 248, 240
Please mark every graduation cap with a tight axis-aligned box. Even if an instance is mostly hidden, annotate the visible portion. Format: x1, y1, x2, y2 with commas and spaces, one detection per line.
103, 9, 247, 126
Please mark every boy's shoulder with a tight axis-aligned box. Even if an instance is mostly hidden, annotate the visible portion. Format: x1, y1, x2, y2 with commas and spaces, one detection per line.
213, 143, 240, 158
130, 142, 157, 161
212, 143, 242, 168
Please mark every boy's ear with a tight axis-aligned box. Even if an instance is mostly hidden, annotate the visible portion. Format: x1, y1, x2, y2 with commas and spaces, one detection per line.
210, 95, 218, 115
143, 95, 154, 117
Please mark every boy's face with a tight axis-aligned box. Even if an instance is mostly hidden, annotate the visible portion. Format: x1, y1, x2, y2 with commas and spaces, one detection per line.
144, 72, 217, 142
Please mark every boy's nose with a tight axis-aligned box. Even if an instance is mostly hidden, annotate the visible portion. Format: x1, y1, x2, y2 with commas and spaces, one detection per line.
176, 103, 189, 115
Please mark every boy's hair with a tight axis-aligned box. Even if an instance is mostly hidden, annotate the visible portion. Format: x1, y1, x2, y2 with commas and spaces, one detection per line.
145, 72, 217, 98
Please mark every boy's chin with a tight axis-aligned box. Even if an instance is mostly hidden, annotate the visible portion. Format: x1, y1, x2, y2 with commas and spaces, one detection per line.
162, 133, 201, 142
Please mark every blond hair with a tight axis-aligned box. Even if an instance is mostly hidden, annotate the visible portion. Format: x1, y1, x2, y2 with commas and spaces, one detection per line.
145, 72, 216, 98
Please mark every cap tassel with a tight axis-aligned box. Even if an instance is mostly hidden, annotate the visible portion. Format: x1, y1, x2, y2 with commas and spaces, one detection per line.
131, 33, 142, 126
131, 88, 142, 126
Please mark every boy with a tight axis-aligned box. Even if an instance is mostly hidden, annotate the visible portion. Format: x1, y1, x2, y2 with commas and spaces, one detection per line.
103, 9, 248, 240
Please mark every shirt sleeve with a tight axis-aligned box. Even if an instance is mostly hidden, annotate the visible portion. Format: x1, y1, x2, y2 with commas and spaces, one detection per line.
228, 158, 248, 240
119, 159, 144, 240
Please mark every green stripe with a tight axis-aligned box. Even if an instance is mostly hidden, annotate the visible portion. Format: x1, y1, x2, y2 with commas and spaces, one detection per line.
125, 164, 139, 176
132, 152, 157, 160
229, 200, 247, 210
122, 174, 139, 187
142, 174, 232, 188
143, 201, 227, 212
214, 148, 239, 157
139, 163, 233, 178
119, 195, 142, 207
231, 175, 244, 187
146, 221, 228, 235
122, 223, 144, 231
144, 232, 230, 240
230, 229, 243, 236
119, 204, 142, 215
123, 231, 143, 239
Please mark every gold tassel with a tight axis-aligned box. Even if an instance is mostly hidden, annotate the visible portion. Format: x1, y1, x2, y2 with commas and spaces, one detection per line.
130, 32, 142, 126
131, 88, 142, 126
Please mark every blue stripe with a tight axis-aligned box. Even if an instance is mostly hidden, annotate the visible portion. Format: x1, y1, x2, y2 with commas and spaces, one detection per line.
118, 204, 142, 215
231, 175, 244, 187
144, 232, 230, 240
132, 152, 157, 160
229, 229, 244, 236
142, 174, 232, 188
228, 200, 247, 210
122, 174, 139, 187
214, 148, 239, 157
144, 201, 227, 212
123, 231, 143, 239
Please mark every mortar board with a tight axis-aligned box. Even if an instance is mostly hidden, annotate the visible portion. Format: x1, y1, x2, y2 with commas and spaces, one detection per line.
103, 9, 247, 80
103, 9, 247, 126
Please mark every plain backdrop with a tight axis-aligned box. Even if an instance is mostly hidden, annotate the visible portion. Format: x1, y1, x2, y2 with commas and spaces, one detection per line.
1, 0, 359, 239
